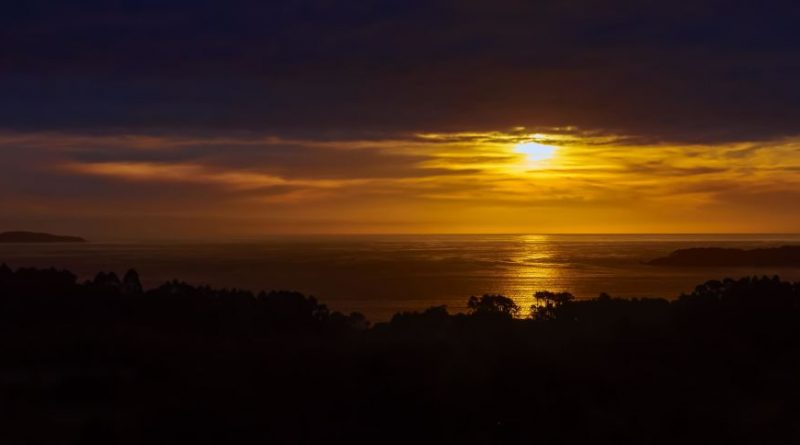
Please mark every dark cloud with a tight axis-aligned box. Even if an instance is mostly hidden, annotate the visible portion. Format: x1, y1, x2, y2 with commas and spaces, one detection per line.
624, 163, 728, 176
2, 0, 800, 141
46, 137, 476, 180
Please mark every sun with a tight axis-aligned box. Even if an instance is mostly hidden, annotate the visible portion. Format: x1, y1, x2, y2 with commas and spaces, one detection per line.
515, 141, 557, 163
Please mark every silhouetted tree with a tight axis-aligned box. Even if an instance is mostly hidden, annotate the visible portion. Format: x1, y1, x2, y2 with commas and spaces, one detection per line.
531, 291, 574, 320
467, 294, 520, 318
123, 269, 143, 294
91, 271, 122, 291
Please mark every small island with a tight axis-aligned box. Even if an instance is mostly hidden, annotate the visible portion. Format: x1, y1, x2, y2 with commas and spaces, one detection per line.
0, 231, 86, 243
648, 245, 800, 267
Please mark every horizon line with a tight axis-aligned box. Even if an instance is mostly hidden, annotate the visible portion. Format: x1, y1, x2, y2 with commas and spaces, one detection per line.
53, 232, 800, 243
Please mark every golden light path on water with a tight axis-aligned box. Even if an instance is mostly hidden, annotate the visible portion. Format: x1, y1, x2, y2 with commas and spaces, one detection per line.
501, 235, 566, 313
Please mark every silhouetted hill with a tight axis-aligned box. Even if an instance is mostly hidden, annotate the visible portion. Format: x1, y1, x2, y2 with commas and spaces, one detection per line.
0, 231, 86, 243
648, 245, 800, 266
2, 265, 800, 444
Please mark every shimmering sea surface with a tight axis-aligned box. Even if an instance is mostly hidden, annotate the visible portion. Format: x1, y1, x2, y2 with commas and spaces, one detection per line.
3, 234, 800, 320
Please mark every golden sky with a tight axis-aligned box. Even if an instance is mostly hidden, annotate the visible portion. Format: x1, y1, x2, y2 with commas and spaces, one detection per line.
4, 1, 800, 238
2, 128, 800, 238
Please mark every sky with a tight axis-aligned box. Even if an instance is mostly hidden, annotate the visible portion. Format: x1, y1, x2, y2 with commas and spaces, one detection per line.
3, 1, 800, 238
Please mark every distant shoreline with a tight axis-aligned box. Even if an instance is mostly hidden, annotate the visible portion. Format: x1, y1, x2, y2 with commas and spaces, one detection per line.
649, 245, 800, 267
0, 231, 86, 243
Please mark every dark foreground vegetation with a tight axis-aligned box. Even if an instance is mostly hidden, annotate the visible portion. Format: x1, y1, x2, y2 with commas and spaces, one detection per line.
2, 265, 800, 444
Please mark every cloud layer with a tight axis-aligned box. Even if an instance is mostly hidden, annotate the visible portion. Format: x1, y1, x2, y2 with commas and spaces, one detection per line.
3, 2, 800, 236
2, 1, 800, 141
3, 129, 800, 237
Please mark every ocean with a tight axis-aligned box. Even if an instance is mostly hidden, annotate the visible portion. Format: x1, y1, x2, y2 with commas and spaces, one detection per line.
2, 234, 800, 321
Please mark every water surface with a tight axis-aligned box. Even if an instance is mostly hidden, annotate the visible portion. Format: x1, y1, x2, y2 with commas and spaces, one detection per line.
2, 234, 800, 320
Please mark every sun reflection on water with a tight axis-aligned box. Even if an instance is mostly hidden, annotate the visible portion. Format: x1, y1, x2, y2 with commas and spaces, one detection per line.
498, 235, 569, 315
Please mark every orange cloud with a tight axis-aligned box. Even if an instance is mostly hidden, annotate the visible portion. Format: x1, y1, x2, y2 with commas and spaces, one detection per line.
3, 129, 800, 236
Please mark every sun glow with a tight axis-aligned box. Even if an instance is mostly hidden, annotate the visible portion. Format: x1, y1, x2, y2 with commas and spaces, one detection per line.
515, 141, 557, 163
